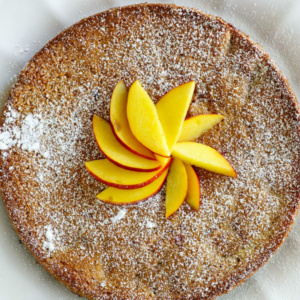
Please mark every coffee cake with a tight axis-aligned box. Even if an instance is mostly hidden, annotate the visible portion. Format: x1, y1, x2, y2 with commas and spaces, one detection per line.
0, 4, 300, 299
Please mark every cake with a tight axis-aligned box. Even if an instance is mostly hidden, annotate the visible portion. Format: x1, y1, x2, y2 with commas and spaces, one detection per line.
1, 3, 300, 300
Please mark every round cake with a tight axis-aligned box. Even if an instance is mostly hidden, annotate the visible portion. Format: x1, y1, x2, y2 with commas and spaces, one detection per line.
1, 3, 300, 300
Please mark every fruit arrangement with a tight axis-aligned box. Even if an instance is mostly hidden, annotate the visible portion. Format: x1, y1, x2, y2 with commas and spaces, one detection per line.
85, 81, 236, 217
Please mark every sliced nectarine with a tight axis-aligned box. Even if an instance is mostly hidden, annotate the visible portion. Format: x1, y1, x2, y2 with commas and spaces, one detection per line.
85, 159, 171, 189
165, 158, 188, 218
127, 80, 170, 157
172, 142, 236, 177
93, 115, 161, 172
184, 164, 200, 211
156, 81, 195, 152
96, 169, 169, 205
154, 154, 171, 165
178, 114, 224, 142
110, 81, 155, 160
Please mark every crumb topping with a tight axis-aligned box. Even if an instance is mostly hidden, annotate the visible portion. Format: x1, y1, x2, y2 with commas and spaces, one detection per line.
0, 4, 300, 300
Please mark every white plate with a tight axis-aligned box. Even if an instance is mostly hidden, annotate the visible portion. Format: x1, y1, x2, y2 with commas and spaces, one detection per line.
0, 1, 300, 299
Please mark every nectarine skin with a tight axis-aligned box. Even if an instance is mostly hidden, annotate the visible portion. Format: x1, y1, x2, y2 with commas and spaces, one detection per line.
85, 158, 172, 189
105, 156, 161, 173
110, 123, 156, 160
109, 81, 155, 160
96, 169, 169, 205
93, 115, 162, 172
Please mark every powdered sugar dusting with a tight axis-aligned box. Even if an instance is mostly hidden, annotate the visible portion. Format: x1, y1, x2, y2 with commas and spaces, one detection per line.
0, 131, 15, 150
0, 111, 42, 152
43, 226, 55, 252
146, 220, 157, 229
19, 114, 42, 152
111, 209, 127, 224
0, 4, 299, 300
0, 107, 19, 150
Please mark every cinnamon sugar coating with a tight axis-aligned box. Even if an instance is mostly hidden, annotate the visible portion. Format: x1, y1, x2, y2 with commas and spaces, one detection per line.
1, 4, 300, 300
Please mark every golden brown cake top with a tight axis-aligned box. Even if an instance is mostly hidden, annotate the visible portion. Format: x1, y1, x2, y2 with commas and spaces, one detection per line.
0, 3, 300, 300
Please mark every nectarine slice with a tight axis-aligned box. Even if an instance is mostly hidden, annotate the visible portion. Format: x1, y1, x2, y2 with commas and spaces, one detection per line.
178, 114, 224, 142
156, 81, 195, 152
154, 154, 171, 165
184, 164, 200, 211
110, 81, 155, 160
93, 115, 161, 172
165, 158, 188, 218
127, 80, 170, 157
85, 159, 171, 189
172, 142, 236, 177
96, 169, 169, 205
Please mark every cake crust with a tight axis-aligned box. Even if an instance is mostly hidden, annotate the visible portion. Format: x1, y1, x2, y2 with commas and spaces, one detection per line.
1, 3, 300, 300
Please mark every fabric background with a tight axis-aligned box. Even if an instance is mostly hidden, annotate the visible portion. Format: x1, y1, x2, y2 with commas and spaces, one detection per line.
0, 0, 299, 299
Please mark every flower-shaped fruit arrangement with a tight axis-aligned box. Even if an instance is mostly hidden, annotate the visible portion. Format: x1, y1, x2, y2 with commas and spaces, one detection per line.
85, 81, 236, 217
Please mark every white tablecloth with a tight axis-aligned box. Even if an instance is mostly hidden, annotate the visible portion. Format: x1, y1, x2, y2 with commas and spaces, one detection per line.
0, 0, 299, 299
